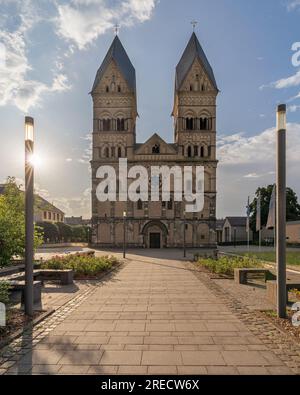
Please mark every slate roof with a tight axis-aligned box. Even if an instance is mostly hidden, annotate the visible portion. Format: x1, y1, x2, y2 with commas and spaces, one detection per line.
225, 217, 248, 227
91, 35, 136, 94
0, 184, 64, 215
176, 32, 218, 91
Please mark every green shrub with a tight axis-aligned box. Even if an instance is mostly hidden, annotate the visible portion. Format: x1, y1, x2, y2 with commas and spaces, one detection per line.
0, 281, 11, 305
40, 255, 119, 278
197, 254, 263, 276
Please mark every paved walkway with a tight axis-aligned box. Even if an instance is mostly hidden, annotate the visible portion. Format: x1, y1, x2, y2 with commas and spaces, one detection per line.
2, 256, 296, 375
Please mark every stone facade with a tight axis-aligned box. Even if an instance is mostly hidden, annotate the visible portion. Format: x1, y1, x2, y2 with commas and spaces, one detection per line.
90, 34, 218, 248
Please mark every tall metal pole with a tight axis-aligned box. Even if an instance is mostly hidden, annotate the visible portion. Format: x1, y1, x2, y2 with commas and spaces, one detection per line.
24, 116, 34, 316
276, 104, 287, 319
123, 211, 126, 259
183, 213, 186, 258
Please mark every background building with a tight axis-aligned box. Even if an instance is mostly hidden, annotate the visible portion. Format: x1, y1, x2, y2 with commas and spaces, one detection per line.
286, 220, 300, 244
221, 217, 253, 244
0, 184, 64, 224
91, 33, 218, 248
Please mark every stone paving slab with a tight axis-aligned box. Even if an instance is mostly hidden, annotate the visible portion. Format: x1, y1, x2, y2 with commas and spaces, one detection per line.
1, 256, 299, 375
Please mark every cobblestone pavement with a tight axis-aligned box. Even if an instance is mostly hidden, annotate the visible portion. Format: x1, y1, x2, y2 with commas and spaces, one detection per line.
1, 255, 299, 375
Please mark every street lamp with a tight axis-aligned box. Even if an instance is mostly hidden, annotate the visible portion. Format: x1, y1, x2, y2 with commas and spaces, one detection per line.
123, 211, 127, 259
25, 116, 34, 316
183, 212, 186, 258
276, 104, 287, 319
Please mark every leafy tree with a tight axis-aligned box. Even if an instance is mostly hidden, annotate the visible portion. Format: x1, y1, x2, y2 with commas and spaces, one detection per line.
36, 222, 59, 243
249, 185, 300, 232
0, 177, 43, 266
56, 222, 73, 242
71, 226, 87, 242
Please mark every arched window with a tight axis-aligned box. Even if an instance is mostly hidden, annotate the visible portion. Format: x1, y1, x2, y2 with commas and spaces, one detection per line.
152, 144, 160, 154
104, 147, 109, 158
117, 147, 122, 158
117, 85, 121, 92
200, 146, 204, 158
103, 119, 111, 131
167, 198, 173, 210
194, 146, 198, 157
187, 146, 192, 158
186, 118, 194, 130
137, 199, 143, 210
106, 86, 109, 93
190, 84, 193, 91
117, 118, 125, 131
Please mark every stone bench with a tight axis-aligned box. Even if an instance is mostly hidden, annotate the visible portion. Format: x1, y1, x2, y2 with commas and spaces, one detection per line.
9, 281, 42, 305
3, 269, 74, 286
234, 268, 275, 284
34, 269, 74, 285
266, 280, 300, 305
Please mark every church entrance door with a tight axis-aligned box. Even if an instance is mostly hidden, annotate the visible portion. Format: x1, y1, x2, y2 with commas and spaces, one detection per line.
149, 233, 161, 249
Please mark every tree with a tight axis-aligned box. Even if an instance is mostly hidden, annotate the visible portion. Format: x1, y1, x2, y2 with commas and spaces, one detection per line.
36, 222, 59, 243
249, 184, 300, 232
56, 222, 72, 242
0, 177, 43, 266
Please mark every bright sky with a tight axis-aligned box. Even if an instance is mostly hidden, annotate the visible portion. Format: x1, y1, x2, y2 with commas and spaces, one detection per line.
1, 0, 300, 219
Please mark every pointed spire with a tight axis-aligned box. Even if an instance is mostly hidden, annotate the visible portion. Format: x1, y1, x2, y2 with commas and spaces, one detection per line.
91, 35, 136, 94
175, 32, 218, 91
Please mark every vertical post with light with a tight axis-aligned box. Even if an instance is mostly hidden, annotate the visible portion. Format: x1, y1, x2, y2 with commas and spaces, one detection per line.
24, 116, 34, 316
123, 211, 127, 259
276, 104, 287, 319
183, 212, 186, 258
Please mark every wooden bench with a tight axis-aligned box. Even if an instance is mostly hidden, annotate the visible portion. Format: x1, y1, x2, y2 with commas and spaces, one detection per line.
266, 280, 300, 305
234, 268, 275, 284
34, 269, 74, 285
9, 281, 42, 305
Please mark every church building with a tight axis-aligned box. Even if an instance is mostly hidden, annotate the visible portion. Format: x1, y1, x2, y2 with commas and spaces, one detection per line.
90, 32, 218, 248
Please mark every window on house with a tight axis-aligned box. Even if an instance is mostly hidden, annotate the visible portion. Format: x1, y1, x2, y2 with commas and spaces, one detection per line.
48, 212, 51, 220
44, 211, 47, 220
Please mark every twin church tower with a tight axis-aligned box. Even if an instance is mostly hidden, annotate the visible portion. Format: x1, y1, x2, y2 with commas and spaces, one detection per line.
90, 32, 218, 249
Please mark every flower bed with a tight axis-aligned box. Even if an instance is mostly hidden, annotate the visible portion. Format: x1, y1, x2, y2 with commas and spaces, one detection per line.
40, 254, 119, 279
196, 254, 263, 277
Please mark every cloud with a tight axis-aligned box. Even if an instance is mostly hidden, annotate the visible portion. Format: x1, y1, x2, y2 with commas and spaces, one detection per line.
79, 132, 92, 164
260, 70, 300, 90
287, 0, 300, 11
0, 0, 157, 111
55, 0, 157, 50
217, 124, 300, 217
0, 1, 71, 112
288, 104, 300, 112
218, 123, 300, 165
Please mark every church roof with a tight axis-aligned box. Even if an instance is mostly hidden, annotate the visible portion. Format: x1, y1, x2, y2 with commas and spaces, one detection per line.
91, 35, 136, 94
175, 32, 218, 91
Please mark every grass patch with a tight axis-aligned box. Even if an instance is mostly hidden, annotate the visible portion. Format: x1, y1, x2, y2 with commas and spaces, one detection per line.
40, 254, 119, 279
236, 251, 300, 266
197, 255, 263, 276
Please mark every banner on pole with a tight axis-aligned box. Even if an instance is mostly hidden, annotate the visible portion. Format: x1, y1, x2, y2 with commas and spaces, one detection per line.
256, 192, 261, 232
266, 185, 276, 229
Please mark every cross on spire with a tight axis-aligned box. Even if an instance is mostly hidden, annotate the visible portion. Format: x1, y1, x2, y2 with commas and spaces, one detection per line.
191, 20, 198, 32
114, 23, 120, 36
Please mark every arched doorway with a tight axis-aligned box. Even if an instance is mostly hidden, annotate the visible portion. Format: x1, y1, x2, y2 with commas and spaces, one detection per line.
141, 220, 168, 249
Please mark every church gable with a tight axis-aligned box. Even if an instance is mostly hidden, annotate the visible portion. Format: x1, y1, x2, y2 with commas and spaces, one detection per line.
92, 60, 131, 94
135, 134, 177, 155
180, 58, 215, 93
